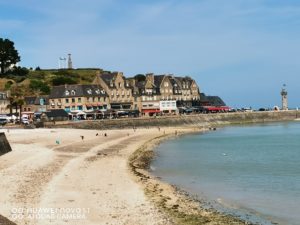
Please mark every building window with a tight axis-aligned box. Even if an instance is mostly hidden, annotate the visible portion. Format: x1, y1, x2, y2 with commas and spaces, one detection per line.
65, 90, 70, 96
87, 89, 92, 94
65, 99, 69, 103
72, 98, 75, 103
71, 90, 76, 95
164, 82, 169, 87
78, 98, 81, 103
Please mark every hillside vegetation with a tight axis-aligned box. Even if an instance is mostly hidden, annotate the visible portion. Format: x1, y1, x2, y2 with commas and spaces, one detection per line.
0, 68, 101, 96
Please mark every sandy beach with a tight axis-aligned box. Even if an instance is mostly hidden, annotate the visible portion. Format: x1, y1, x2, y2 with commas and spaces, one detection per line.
0, 127, 179, 225
0, 127, 250, 225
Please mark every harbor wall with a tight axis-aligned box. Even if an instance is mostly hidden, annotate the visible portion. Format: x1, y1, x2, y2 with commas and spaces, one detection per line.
44, 110, 300, 130
0, 132, 12, 156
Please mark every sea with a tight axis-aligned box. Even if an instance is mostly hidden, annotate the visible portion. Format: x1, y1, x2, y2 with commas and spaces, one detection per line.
151, 121, 300, 225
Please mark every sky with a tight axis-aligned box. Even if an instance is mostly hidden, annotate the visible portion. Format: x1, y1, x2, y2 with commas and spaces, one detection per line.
1, 0, 300, 109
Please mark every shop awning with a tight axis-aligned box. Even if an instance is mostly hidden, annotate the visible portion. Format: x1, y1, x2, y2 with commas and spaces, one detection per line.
142, 109, 160, 113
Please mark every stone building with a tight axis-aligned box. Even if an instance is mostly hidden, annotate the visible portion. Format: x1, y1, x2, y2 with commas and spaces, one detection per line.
22, 95, 49, 119
49, 84, 108, 113
93, 71, 137, 110
173, 76, 200, 107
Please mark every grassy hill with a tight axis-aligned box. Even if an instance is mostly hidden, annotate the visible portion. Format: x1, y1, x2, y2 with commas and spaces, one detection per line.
0, 68, 102, 96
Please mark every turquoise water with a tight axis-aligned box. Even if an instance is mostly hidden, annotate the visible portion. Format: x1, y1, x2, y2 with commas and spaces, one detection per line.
151, 122, 300, 225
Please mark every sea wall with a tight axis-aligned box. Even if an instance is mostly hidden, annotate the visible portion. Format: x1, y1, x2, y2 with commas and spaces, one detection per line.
44, 110, 300, 130
0, 132, 12, 156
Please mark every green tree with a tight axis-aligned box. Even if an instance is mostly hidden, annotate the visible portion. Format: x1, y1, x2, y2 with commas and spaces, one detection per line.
0, 38, 20, 74
134, 74, 146, 82
52, 76, 77, 86
29, 79, 50, 94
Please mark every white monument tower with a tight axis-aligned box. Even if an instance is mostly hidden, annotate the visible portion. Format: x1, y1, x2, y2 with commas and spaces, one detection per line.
281, 84, 288, 110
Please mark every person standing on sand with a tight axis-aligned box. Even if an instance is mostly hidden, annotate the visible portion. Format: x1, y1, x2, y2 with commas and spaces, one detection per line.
80, 135, 84, 140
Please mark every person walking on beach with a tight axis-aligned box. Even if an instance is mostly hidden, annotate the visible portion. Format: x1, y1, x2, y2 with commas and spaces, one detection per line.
80, 135, 84, 140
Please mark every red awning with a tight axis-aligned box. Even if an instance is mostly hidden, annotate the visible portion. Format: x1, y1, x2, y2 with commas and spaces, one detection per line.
205, 106, 230, 111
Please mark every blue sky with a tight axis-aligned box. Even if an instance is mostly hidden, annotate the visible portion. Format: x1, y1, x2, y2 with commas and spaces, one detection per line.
1, 0, 300, 108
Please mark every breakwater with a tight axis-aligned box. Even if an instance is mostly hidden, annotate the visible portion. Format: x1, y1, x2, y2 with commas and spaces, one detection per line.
0, 132, 12, 156
44, 110, 300, 129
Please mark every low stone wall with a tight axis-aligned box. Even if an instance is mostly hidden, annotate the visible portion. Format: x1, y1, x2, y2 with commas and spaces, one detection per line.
44, 110, 300, 130
0, 132, 12, 156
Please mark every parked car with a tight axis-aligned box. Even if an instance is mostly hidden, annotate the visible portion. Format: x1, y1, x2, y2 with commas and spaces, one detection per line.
0, 118, 7, 125
21, 118, 30, 125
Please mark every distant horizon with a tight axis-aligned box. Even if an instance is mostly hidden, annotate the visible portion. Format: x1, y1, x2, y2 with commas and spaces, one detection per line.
1, 0, 299, 109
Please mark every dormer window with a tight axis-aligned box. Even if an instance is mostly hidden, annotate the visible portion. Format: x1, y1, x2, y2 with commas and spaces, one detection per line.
95, 89, 100, 94
101, 90, 105, 94
87, 89, 92, 94
71, 90, 76, 95
65, 90, 70, 96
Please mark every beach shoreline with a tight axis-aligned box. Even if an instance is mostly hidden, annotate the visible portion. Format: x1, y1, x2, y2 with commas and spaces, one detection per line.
0, 124, 290, 224
128, 127, 255, 225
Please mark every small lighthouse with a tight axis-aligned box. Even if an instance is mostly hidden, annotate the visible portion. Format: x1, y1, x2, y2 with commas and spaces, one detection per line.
281, 84, 288, 110
68, 54, 73, 69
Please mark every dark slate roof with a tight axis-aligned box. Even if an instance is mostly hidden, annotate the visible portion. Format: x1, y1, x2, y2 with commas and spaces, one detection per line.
24, 96, 49, 105
45, 109, 69, 118
153, 75, 165, 87
100, 72, 118, 86
169, 76, 182, 89
200, 93, 226, 106
49, 84, 107, 99
24, 97, 36, 105
174, 76, 194, 89
136, 81, 146, 89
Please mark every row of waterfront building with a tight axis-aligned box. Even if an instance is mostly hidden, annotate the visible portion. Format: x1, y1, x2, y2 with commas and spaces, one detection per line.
1, 71, 226, 120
